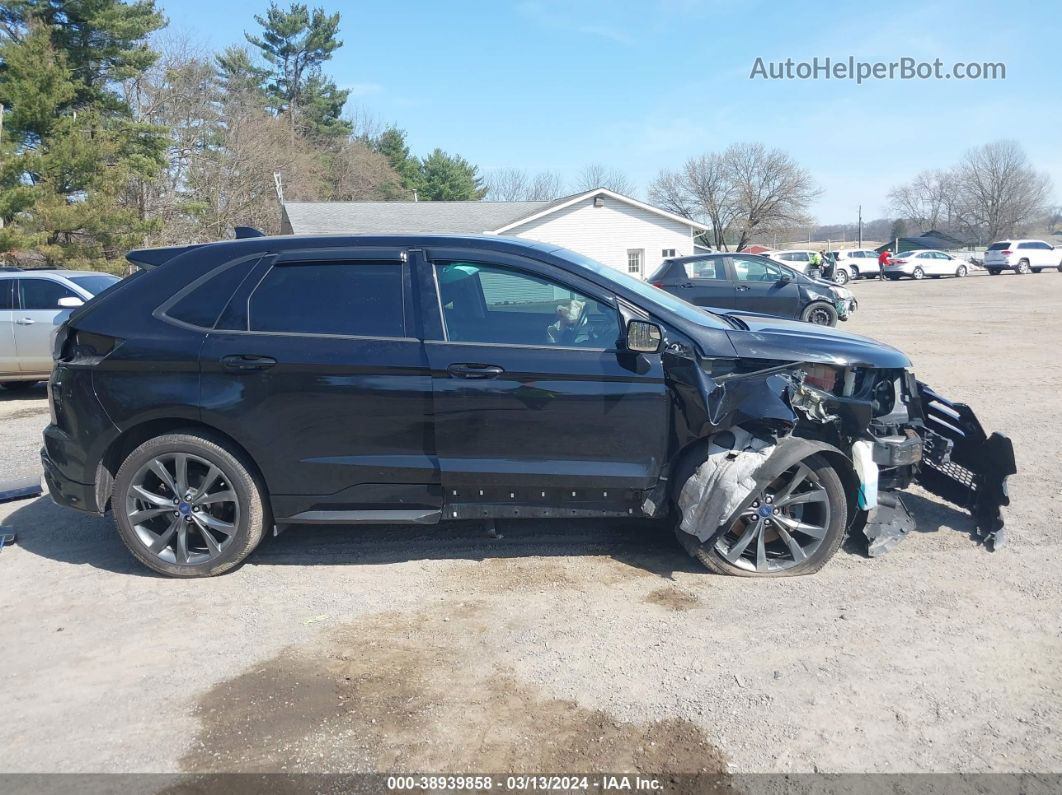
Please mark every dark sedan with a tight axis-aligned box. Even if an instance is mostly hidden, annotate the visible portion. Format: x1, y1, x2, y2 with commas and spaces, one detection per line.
648, 252, 856, 326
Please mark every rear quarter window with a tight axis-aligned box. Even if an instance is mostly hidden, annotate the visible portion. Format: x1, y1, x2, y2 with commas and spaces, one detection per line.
166, 258, 261, 329
248, 261, 405, 337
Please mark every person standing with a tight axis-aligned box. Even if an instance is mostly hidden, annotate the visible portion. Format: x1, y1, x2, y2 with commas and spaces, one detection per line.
877, 249, 891, 280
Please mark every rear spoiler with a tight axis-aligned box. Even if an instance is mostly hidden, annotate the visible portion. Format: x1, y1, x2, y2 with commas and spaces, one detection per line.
126, 244, 203, 270
126, 227, 265, 270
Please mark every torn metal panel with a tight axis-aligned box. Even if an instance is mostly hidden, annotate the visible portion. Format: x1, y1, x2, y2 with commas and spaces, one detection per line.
915, 382, 1017, 549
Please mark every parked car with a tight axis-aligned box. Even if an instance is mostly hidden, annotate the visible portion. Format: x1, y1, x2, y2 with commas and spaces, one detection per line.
648, 253, 856, 326
882, 250, 974, 280
830, 249, 880, 284
42, 233, 1015, 579
1, 269, 121, 390
767, 249, 818, 274
983, 240, 1062, 275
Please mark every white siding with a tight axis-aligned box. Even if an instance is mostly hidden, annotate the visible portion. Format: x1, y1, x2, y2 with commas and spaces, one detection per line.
502, 196, 695, 279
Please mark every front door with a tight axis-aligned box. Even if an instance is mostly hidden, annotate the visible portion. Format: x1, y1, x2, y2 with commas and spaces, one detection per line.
729, 255, 801, 318
0, 281, 17, 376
418, 250, 669, 503
197, 249, 437, 517
14, 278, 80, 373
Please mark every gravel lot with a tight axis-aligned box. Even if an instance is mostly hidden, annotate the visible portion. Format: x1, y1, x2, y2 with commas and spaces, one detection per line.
1, 271, 1060, 778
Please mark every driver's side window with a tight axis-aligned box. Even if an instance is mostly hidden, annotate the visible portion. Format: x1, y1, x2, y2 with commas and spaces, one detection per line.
732, 257, 783, 282
435, 261, 620, 349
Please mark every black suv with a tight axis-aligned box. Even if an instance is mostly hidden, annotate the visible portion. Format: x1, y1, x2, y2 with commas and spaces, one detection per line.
648, 253, 855, 326
42, 234, 1015, 578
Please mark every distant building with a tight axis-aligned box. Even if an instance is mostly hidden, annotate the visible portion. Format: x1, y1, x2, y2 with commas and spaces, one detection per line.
280, 188, 711, 280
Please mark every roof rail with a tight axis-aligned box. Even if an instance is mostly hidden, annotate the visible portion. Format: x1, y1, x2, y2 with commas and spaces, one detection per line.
234, 226, 265, 239
0, 266, 23, 272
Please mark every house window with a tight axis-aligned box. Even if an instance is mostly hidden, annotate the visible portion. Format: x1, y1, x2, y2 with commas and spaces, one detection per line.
627, 249, 644, 275
662, 248, 676, 258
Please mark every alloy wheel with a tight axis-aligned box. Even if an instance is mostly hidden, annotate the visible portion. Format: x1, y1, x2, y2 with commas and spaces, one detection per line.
713, 463, 832, 573
833, 268, 849, 285
956, 265, 967, 277
913, 267, 925, 279
125, 453, 240, 566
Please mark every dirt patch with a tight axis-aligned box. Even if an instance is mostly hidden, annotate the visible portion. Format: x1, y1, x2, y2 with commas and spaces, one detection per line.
182, 603, 728, 778
644, 587, 700, 612
1, 406, 49, 421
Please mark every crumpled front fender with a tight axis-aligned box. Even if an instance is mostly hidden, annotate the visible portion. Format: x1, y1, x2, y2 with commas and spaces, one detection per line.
915, 382, 1017, 548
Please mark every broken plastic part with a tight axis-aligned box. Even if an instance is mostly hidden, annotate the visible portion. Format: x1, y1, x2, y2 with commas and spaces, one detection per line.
851, 440, 878, 510
862, 492, 915, 556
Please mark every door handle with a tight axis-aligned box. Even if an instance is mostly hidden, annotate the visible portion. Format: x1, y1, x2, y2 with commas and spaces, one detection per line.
736, 285, 750, 291
447, 363, 504, 379
16, 318, 34, 325
679, 282, 694, 288
221, 354, 277, 372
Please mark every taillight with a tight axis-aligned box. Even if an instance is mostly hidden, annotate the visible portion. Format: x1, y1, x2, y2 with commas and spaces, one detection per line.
59, 328, 120, 364
651, 282, 665, 289
891, 259, 906, 264
1001, 250, 1012, 256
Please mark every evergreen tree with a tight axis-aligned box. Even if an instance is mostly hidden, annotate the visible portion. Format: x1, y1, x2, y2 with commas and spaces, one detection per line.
0, 2, 167, 267
216, 45, 270, 108
417, 149, 487, 201
245, 2, 347, 139
371, 126, 420, 194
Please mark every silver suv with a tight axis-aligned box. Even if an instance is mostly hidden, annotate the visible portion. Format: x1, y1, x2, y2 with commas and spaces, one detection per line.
0, 269, 120, 390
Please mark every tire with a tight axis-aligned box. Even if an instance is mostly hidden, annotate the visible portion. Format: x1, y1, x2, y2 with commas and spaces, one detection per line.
1016, 259, 1031, 274
801, 302, 838, 326
912, 266, 925, 280
676, 453, 848, 578
988, 269, 1001, 276
1057, 263, 1062, 273
1032, 268, 1043, 274
886, 274, 901, 281
833, 267, 850, 285
112, 431, 269, 578
955, 265, 968, 278
0, 381, 38, 391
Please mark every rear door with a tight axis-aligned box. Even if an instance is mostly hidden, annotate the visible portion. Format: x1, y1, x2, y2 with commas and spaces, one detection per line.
668, 257, 737, 309
0, 280, 16, 375
198, 248, 437, 516
419, 247, 669, 499
730, 255, 802, 318
14, 277, 80, 373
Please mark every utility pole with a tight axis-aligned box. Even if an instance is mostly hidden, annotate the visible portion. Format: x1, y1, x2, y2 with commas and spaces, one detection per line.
857, 204, 863, 247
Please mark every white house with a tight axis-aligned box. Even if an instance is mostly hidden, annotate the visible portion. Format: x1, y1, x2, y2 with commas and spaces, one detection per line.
280, 188, 709, 279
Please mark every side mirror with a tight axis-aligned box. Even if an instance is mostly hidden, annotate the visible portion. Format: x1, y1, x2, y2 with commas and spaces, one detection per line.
626, 319, 663, 354
58, 296, 84, 308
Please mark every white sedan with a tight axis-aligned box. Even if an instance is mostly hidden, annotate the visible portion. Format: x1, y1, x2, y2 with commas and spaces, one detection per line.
882, 250, 974, 280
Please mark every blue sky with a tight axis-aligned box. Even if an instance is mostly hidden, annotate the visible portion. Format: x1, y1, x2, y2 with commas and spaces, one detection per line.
158, 0, 1059, 223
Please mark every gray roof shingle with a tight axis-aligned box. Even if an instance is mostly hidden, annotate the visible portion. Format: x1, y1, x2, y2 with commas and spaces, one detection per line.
282, 199, 565, 235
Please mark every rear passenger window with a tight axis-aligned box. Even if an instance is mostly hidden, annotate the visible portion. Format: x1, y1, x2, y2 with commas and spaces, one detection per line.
167, 258, 260, 329
248, 262, 404, 337
683, 259, 726, 280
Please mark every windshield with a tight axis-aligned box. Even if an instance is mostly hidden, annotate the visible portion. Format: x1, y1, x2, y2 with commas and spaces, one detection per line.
550, 247, 729, 329
69, 274, 121, 295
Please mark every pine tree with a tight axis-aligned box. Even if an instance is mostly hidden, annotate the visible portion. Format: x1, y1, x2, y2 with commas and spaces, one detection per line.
371, 126, 420, 195
0, 1, 167, 267
418, 149, 487, 201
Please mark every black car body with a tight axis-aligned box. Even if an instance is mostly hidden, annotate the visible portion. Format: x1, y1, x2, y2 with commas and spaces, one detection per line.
649, 252, 855, 326
41, 234, 1015, 577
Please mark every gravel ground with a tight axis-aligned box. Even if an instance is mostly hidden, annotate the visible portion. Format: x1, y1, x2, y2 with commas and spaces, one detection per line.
0, 270, 1060, 777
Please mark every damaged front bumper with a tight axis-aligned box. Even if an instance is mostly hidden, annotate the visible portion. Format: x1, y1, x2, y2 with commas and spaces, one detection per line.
912, 382, 1017, 549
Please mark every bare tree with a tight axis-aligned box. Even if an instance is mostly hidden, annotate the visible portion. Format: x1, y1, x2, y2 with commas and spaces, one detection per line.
574, 163, 635, 196
952, 140, 1051, 243
484, 168, 564, 201
651, 145, 817, 251
888, 169, 958, 232
725, 143, 820, 252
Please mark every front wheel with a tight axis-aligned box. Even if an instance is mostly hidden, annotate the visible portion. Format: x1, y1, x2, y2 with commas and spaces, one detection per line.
802, 302, 838, 326
113, 432, 269, 577
1032, 268, 1043, 274
912, 266, 925, 280
677, 454, 848, 577
955, 265, 968, 278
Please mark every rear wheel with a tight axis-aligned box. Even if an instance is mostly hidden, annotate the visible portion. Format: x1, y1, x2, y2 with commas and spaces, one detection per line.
912, 266, 925, 280
1016, 259, 1031, 274
113, 432, 269, 577
955, 265, 968, 278
677, 454, 848, 577
988, 269, 1001, 276
802, 302, 838, 326
833, 267, 850, 285
0, 381, 38, 391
